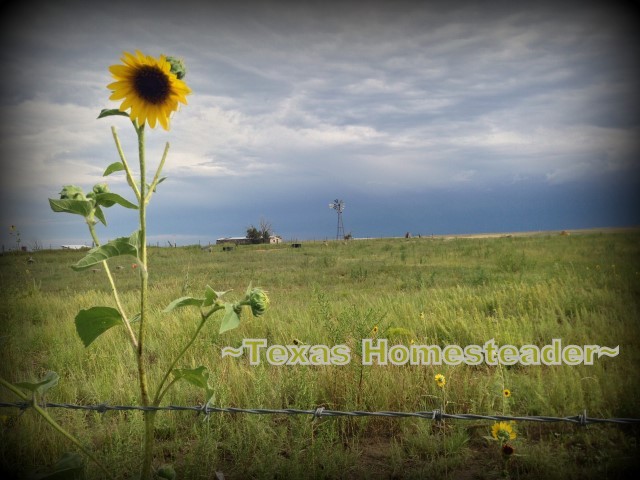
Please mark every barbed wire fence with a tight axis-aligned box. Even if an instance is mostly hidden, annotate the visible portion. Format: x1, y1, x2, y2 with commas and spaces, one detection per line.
2, 401, 639, 427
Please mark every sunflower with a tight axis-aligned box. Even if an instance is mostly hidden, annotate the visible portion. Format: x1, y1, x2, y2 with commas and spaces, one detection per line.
491, 421, 516, 443
503, 389, 511, 398
434, 373, 446, 388
108, 50, 191, 130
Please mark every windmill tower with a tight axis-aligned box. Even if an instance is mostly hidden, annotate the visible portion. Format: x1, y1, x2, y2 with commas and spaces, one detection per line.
328, 199, 345, 240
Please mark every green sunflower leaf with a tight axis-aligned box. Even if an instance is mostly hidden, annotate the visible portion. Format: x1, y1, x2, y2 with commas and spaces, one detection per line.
202, 286, 231, 308
71, 231, 141, 271
103, 162, 125, 177
163, 296, 205, 313
203, 286, 216, 307
147, 177, 167, 193
48, 198, 93, 218
172, 366, 209, 390
219, 303, 241, 334
98, 108, 129, 119
75, 306, 123, 347
172, 367, 215, 406
14, 371, 59, 396
94, 205, 107, 226
94, 193, 138, 210
157, 177, 167, 186
93, 194, 114, 208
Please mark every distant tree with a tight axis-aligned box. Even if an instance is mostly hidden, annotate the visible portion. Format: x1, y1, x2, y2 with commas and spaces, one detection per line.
246, 226, 262, 244
247, 218, 274, 244
30, 240, 43, 252
259, 218, 273, 243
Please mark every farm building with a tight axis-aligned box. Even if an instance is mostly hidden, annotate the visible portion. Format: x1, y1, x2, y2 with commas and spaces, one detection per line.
216, 235, 282, 245
216, 237, 251, 245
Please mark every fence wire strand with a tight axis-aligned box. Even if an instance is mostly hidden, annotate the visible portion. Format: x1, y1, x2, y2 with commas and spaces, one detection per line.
1, 401, 638, 426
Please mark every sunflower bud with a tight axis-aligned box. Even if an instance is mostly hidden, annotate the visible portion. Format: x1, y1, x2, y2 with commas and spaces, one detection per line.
248, 288, 269, 317
156, 464, 176, 480
59, 185, 86, 200
165, 55, 187, 80
92, 183, 110, 195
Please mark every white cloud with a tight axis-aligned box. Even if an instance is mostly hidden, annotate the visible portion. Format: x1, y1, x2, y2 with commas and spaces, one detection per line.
2, 99, 110, 189
1, 0, 638, 245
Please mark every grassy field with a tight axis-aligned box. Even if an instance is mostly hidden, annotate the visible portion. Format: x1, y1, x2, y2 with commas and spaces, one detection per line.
1, 231, 640, 479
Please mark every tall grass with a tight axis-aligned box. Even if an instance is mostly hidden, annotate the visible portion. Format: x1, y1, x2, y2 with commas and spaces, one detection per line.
1, 232, 639, 478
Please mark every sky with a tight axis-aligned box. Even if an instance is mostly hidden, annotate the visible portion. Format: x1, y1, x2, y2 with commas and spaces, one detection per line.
1, 0, 639, 248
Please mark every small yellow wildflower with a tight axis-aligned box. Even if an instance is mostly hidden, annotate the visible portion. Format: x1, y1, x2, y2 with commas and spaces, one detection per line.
503, 389, 511, 398
491, 421, 516, 444
434, 373, 446, 388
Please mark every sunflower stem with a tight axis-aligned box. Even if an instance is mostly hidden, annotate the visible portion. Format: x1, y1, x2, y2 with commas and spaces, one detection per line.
145, 142, 170, 205
134, 123, 154, 480
153, 312, 211, 407
111, 126, 142, 203
87, 221, 138, 352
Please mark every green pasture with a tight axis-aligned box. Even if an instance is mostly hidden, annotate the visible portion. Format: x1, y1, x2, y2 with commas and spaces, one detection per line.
1, 231, 639, 479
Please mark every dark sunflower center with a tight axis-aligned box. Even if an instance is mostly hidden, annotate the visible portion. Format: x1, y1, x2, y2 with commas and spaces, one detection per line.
133, 66, 170, 104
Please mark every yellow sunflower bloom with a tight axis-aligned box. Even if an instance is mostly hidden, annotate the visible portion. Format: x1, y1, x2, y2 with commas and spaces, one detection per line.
503, 389, 511, 398
434, 373, 446, 388
491, 421, 516, 443
108, 50, 191, 130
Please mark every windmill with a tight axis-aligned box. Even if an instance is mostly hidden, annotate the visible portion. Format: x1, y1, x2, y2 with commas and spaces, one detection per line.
328, 199, 345, 240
